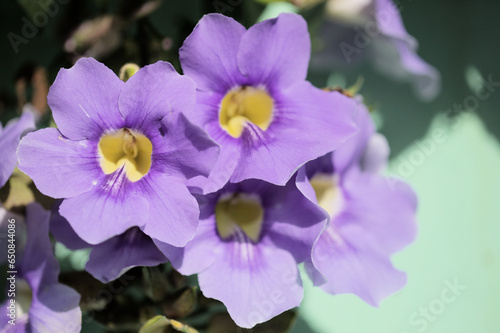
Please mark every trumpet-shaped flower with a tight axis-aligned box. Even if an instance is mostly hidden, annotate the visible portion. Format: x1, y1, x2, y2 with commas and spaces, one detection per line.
312, 0, 440, 101
180, 13, 356, 192
17, 58, 218, 246
303, 96, 418, 305
156, 175, 328, 328
0, 203, 81, 332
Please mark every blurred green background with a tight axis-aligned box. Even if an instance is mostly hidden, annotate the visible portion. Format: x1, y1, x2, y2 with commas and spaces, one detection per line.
1, 0, 499, 332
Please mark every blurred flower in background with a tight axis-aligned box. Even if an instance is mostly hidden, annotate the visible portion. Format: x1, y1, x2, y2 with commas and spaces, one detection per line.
63, 0, 163, 60
64, 15, 123, 59
0, 203, 81, 333
302, 96, 417, 305
287, 0, 441, 101
0, 111, 34, 188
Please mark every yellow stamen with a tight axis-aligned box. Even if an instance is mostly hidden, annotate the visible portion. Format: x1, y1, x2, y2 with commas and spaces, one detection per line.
219, 86, 274, 138
119, 63, 140, 82
98, 128, 152, 182
215, 193, 264, 242
310, 174, 342, 218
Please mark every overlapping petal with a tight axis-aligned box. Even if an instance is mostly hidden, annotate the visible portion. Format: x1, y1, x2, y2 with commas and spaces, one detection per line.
48, 57, 124, 140
119, 61, 195, 133
139, 173, 200, 247
50, 201, 91, 250
1, 312, 28, 332
21, 204, 63, 290
262, 176, 328, 263
230, 83, 357, 185
0, 111, 34, 188
86, 227, 167, 282
29, 284, 82, 333
237, 13, 310, 89
154, 210, 222, 276
333, 97, 375, 174
338, 170, 418, 254
59, 178, 149, 244
180, 14, 246, 93
198, 239, 302, 328
150, 113, 219, 181
308, 228, 407, 306
359, 133, 390, 173
17, 128, 101, 199
20, 203, 81, 333
51, 202, 167, 283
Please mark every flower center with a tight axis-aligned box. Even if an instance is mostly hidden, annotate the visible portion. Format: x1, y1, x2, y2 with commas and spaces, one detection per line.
215, 193, 264, 242
310, 174, 343, 219
219, 86, 274, 138
98, 128, 152, 182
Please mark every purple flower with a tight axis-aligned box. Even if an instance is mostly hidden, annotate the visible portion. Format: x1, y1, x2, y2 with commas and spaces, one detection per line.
0, 203, 81, 332
17, 58, 219, 247
303, 96, 418, 305
0, 112, 34, 188
311, 0, 440, 101
50, 201, 167, 283
180, 13, 356, 192
156, 175, 327, 328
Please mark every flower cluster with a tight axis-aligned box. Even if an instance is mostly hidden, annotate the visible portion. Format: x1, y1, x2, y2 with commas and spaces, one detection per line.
4, 10, 418, 332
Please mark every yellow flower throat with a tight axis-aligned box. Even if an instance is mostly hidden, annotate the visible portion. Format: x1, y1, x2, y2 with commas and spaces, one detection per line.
219, 86, 274, 138
215, 193, 264, 242
98, 128, 153, 182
